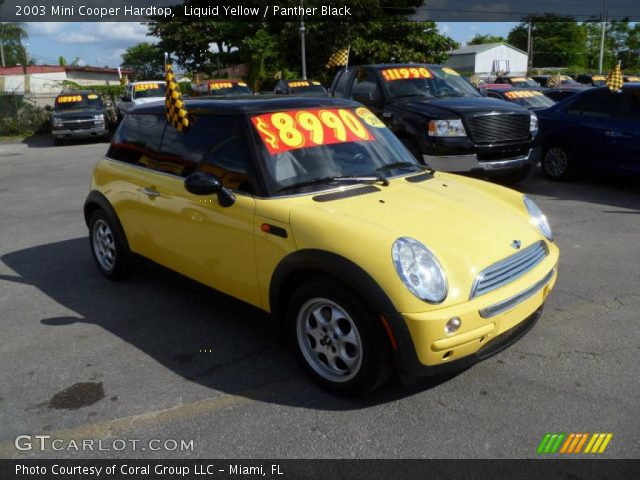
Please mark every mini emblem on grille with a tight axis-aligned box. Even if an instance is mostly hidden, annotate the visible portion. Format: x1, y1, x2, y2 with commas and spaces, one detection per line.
511, 240, 522, 249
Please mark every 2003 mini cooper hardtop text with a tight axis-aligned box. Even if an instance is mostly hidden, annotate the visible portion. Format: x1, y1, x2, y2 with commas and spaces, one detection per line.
85, 96, 558, 396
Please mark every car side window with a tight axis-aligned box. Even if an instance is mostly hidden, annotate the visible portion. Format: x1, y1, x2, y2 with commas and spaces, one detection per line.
349, 69, 382, 104
567, 90, 617, 118
107, 113, 166, 167
332, 70, 353, 98
159, 115, 257, 193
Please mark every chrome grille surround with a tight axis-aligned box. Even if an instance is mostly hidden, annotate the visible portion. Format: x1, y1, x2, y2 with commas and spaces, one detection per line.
470, 241, 548, 299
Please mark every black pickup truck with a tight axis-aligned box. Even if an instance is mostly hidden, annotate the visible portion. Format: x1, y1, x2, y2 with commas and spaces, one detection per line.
329, 64, 540, 183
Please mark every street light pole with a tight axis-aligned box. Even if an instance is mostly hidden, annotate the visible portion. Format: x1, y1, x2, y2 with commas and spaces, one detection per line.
300, 0, 307, 79
598, 0, 607, 74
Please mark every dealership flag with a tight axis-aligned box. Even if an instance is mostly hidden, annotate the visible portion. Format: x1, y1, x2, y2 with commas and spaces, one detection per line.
165, 53, 190, 133
326, 47, 350, 69
606, 62, 623, 93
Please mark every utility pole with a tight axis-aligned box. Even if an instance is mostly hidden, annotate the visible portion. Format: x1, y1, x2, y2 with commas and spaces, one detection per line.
300, 0, 307, 79
527, 20, 533, 73
598, 0, 607, 74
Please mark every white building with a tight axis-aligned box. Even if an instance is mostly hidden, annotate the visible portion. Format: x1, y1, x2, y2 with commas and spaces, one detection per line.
446, 43, 528, 78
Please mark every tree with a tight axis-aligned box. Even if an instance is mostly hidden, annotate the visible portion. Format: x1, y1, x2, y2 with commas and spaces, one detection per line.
508, 15, 587, 69
467, 34, 506, 45
0, 23, 28, 67
121, 42, 165, 79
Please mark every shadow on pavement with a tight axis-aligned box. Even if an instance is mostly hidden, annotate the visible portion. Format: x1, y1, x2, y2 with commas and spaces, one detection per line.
1, 238, 460, 411
517, 167, 640, 213
22, 134, 110, 149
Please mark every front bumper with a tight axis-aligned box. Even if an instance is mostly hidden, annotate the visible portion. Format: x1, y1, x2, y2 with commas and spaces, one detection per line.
52, 125, 107, 139
423, 146, 540, 174
390, 259, 557, 380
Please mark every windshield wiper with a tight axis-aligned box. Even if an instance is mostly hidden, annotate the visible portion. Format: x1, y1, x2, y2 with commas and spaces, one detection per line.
376, 161, 426, 173
278, 174, 389, 193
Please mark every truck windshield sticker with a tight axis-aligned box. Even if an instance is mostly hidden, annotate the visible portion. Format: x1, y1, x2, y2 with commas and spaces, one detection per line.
505, 90, 543, 99
381, 67, 432, 82
210, 82, 233, 89
252, 108, 373, 155
289, 81, 310, 88
355, 107, 385, 128
56, 95, 82, 103
134, 83, 160, 91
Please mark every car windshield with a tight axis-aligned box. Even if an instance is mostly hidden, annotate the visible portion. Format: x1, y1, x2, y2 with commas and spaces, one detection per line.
209, 82, 252, 95
288, 81, 327, 94
250, 106, 423, 194
132, 83, 165, 99
503, 91, 555, 109
381, 65, 481, 99
509, 77, 540, 87
54, 93, 103, 111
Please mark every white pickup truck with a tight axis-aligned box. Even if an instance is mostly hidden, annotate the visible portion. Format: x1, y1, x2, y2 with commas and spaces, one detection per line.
117, 81, 166, 119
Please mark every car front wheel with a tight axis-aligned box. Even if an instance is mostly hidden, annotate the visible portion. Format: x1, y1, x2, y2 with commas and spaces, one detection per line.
542, 145, 572, 180
89, 210, 129, 280
287, 277, 393, 396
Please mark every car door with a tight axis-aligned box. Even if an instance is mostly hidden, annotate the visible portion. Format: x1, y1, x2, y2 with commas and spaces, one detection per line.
564, 89, 620, 168
610, 87, 640, 173
138, 114, 260, 307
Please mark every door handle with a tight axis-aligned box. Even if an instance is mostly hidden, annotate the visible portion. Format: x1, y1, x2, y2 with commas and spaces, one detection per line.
142, 187, 160, 197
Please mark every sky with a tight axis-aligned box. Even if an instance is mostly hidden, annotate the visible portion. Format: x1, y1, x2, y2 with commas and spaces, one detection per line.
23, 22, 517, 68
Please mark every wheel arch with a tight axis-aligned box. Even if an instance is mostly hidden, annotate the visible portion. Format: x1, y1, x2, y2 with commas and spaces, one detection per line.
83, 190, 131, 253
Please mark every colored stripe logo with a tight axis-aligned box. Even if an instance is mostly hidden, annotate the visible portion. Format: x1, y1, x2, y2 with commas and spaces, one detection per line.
537, 433, 612, 454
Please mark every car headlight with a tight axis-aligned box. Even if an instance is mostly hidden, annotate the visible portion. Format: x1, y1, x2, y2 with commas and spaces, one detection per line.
529, 112, 538, 136
524, 195, 553, 241
93, 114, 105, 123
428, 119, 466, 137
52, 117, 63, 127
392, 237, 448, 303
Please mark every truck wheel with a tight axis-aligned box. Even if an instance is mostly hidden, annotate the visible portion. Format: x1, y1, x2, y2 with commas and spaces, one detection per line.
287, 277, 393, 396
400, 137, 423, 164
89, 210, 130, 280
541, 145, 573, 180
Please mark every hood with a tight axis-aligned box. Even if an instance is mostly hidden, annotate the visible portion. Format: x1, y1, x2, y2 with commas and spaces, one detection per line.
287, 174, 543, 309
390, 95, 529, 117
53, 109, 103, 119
132, 97, 165, 105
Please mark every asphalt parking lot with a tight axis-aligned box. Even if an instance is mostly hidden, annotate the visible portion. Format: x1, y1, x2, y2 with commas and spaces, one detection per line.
0, 136, 638, 459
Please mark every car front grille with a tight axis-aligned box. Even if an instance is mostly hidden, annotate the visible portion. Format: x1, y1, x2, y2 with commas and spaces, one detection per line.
63, 120, 96, 130
464, 113, 530, 144
470, 241, 548, 299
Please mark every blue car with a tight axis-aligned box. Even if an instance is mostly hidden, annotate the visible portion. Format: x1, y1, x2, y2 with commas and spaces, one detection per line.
537, 84, 640, 179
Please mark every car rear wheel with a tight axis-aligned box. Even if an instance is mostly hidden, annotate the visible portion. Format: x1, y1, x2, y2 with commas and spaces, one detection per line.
287, 277, 393, 396
89, 210, 129, 280
542, 145, 572, 180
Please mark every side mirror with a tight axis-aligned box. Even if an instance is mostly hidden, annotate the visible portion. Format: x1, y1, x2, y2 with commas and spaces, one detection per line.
184, 172, 236, 207
44, 105, 53, 112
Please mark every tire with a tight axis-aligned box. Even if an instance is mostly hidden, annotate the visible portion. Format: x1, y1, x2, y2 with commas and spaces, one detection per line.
89, 210, 130, 280
287, 277, 393, 396
541, 144, 573, 180
492, 165, 531, 186
400, 137, 423, 164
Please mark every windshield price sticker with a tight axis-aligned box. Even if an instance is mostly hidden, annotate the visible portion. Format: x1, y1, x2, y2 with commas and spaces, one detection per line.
289, 81, 310, 87
381, 67, 432, 82
252, 108, 372, 155
593, 76, 606, 81
134, 83, 159, 91
210, 82, 233, 89
505, 90, 543, 99
56, 95, 82, 103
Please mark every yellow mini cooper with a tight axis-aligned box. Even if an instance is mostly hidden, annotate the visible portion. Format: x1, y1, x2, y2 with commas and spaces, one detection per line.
85, 97, 558, 396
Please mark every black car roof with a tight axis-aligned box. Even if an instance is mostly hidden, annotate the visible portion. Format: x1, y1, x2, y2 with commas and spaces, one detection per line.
131, 96, 361, 115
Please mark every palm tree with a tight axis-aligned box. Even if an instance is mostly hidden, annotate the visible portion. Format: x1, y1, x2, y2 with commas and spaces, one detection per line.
0, 23, 28, 67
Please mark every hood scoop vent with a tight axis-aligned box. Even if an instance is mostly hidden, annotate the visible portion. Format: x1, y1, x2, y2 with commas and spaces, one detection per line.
313, 185, 380, 202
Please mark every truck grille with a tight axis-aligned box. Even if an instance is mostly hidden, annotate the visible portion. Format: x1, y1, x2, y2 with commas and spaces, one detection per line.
63, 120, 96, 130
470, 241, 548, 299
464, 113, 530, 144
